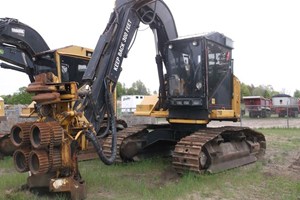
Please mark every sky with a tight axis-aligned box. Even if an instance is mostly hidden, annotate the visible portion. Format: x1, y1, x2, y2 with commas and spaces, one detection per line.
0, 0, 300, 95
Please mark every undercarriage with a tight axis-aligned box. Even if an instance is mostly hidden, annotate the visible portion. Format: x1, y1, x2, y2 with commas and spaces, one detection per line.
103, 124, 266, 174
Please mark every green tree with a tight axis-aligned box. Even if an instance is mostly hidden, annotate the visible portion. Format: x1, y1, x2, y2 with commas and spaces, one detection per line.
252, 85, 265, 97
1, 87, 33, 104
241, 83, 280, 98
264, 85, 279, 98
126, 80, 150, 95
116, 82, 126, 98
294, 89, 300, 98
241, 83, 251, 97
248, 84, 255, 96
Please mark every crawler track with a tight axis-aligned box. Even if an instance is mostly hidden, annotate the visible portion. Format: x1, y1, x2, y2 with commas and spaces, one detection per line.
94, 125, 266, 175
172, 126, 266, 174
172, 130, 218, 173
102, 125, 148, 163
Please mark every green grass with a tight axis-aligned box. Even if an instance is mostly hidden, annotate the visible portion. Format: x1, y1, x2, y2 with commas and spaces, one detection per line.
78, 159, 300, 200
259, 128, 300, 151
80, 158, 167, 200
0, 157, 27, 191
0, 128, 300, 200
0, 156, 14, 168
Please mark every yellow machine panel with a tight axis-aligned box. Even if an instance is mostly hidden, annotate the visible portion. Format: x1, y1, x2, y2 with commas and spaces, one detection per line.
0, 97, 5, 121
209, 76, 241, 121
135, 95, 168, 118
20, 101, 37, 118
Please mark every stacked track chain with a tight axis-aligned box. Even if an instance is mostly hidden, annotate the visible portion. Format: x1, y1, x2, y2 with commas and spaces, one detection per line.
172, 129, 219, 174
172, 126, 265, 174
102, 125, 148, 163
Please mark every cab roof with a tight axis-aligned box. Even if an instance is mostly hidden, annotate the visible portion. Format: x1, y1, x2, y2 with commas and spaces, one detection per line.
168, 32, 234, 49
35, 45, 93, 58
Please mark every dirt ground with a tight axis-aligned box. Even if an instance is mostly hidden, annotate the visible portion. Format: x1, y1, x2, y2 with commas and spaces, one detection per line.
213, 118, 300, 177
262, 133, 300, 181
208, 117, 300, 128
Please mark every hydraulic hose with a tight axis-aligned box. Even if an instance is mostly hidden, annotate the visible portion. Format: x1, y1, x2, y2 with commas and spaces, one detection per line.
84, 130, 116, 165
84, 89, 117, 165
97, 117, 110, 138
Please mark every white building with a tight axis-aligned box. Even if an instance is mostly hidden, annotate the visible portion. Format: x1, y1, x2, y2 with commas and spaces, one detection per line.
121, 95, 146, 113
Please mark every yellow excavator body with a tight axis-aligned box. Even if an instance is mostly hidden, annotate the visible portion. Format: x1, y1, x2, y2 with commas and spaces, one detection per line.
135, 75, 241, 123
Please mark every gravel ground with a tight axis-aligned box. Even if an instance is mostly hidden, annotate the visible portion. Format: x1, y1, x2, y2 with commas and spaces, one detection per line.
208, 117, 300, 128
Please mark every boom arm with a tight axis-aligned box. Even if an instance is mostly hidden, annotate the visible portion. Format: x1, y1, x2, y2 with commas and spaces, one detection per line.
0, 18, 50, 56
0, 43, 35, 81
0, 18, 50, 81
82, 0, 178, 132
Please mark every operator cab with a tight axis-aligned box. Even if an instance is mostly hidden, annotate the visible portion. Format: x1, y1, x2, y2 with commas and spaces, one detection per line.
165, 32, 234, 121
34, 46, 92, 86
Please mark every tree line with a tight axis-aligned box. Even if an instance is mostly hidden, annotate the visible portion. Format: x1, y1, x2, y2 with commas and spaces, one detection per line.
116, 80, 151, 98
241, 83, 300, 98
2, 81, 300, 105
1, 80, 151, 105
1, 87, 33, 104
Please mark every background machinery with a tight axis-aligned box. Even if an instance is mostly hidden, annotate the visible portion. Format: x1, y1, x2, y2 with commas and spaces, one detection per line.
0, 97, 11, 158
0, 18, 117, 160
243, 96, 272, 118
7, 0, 266, 199
0, 17, 93, 86
271, 94, 299, 117
0, 97, 5, 121
0, 17, 91, 97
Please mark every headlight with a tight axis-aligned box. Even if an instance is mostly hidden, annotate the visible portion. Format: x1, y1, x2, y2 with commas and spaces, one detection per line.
196, 82, 202, 90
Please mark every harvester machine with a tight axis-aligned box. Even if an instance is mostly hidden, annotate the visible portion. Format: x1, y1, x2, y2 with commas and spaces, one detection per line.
8, 0, 266, 199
